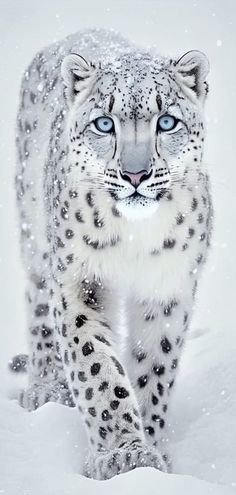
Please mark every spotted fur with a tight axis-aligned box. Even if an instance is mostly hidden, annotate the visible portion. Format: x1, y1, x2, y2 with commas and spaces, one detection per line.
14, 29, 213, 480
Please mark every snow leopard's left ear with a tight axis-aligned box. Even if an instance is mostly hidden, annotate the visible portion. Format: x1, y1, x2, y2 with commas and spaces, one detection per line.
61, 53, 97, 105
173, 50, 209, 102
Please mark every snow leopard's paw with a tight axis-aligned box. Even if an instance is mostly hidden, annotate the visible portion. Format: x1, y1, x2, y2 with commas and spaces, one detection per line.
84, 440, 167, 480
19, 381, 75, 411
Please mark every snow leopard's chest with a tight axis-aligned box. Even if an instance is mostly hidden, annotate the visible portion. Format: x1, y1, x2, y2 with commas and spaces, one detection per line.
64, 185, 210, 301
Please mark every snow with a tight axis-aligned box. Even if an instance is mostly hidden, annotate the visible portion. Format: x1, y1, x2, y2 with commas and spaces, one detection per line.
0, 0, 236, 494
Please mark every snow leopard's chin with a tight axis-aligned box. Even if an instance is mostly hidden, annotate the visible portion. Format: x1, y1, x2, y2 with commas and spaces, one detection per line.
116, 195, 159, 220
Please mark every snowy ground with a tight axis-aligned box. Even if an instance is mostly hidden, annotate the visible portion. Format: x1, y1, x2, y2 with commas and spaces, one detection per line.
1, 1, 236, 494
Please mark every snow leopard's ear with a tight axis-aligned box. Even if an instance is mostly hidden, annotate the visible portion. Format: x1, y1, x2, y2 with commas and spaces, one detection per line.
61, 53, 96, 105
173, 50, 209, 102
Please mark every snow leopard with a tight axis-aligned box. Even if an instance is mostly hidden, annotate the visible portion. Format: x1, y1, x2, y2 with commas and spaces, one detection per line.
12, 28, 213, 480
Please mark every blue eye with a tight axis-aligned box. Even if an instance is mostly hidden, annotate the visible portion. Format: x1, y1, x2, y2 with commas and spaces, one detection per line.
94, 116, 114, 133
157, 115, 177, 132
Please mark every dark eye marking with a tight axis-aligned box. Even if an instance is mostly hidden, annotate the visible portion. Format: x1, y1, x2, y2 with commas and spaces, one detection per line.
108, 94, 115, 113
156, 94, 162, 112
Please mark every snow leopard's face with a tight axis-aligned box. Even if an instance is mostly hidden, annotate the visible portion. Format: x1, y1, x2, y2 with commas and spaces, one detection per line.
63, 51, 209, 217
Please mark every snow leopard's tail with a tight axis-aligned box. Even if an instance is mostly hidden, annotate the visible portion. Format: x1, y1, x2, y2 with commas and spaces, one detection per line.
8, 354, 28, 373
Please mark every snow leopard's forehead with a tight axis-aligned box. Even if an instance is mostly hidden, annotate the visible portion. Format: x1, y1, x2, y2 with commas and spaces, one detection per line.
102, 51, 170, 75
91, 52, 175, 118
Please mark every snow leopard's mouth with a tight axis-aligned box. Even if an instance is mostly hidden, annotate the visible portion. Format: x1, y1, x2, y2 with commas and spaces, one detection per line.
126, 191, 166, 203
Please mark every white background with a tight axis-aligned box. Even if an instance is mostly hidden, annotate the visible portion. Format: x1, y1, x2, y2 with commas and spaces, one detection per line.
0, 1, 236, 493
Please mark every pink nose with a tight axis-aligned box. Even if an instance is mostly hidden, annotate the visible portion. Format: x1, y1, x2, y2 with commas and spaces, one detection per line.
120, 170, 149, 187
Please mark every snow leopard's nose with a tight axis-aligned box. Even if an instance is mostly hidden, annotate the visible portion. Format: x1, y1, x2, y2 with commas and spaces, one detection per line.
120, 170, 152, 187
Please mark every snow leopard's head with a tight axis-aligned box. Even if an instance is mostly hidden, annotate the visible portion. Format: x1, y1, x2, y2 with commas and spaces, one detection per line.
62, 50, 209, 218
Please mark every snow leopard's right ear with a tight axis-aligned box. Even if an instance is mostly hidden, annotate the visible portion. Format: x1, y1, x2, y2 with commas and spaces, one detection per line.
61, 53, 97, 105
173, 50, 209, 102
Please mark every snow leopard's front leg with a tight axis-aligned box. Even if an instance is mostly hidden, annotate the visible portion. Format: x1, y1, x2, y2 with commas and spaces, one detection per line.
124, 292, 193, 462
55, 275, 167, 480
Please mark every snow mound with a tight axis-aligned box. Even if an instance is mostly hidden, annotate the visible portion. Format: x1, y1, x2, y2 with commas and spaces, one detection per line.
0, 396, 235, 495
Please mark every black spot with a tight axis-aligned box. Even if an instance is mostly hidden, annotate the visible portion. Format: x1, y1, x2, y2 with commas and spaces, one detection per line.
102, 409, 112, 421
62, 324, 67, 337
35, 304, 49, 317
62, 296, 67, 310
145, 426, 155, 436
71, 351, 76, 362
145, 313, 155, 321
75, 210, 84, 223
191, 197, 198, 211
111, 356, 125, 375
82, 235, 100, 249
123, 413, 133, 423
75, 314, 87, 328
133, 349, 147, 362
108, 94, 115, 113
78, 371, 87, 382
197, 254, 203, 264
163, 404, 168, 413
200, 232, 206, 241
73, 388, 79, 398
64, 350, 69, 365
137, 375, 149, 388
188, 227, 195, 238
156, 94, 162, 111
99, 426, 107, 439
99, 321, 111, 329
168, 379, 175, 389
121, 428, 130, 435
82, 341, 94, 356
61, 206, 68, 220
114, 386, 129, 399
91, 362, 101, 375
163, 238, 176, 249
171, 358, 178, 369
74, 336, 79, 344
88, 407, 96, 417
86, 191, 94, 207
66, 254, 74, 264
152, 415, 165, 428
157, 382, 164, 396
198, 213, 204, 223
152, 394, 159, 405
57, 259, 66, 272
166, 192, 173, 201
176, 213, 184, 225
153, 365, 165, 376
111, 205, 121, 217
183, 312, 188, 325
163, 300, 178, 316
85, 387, 93, 400
160, 337, 172, 353
65, 229, 74, 239
69, 190, 78, 198
94, 334, 111, 346
134, 422, 140, 430
94, 209, 104, 228
110, 400, 120, 410
99, 381, 109, 392
70, 371, 75, 381
152, 414, 161, 422
41, 325, 53, 338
